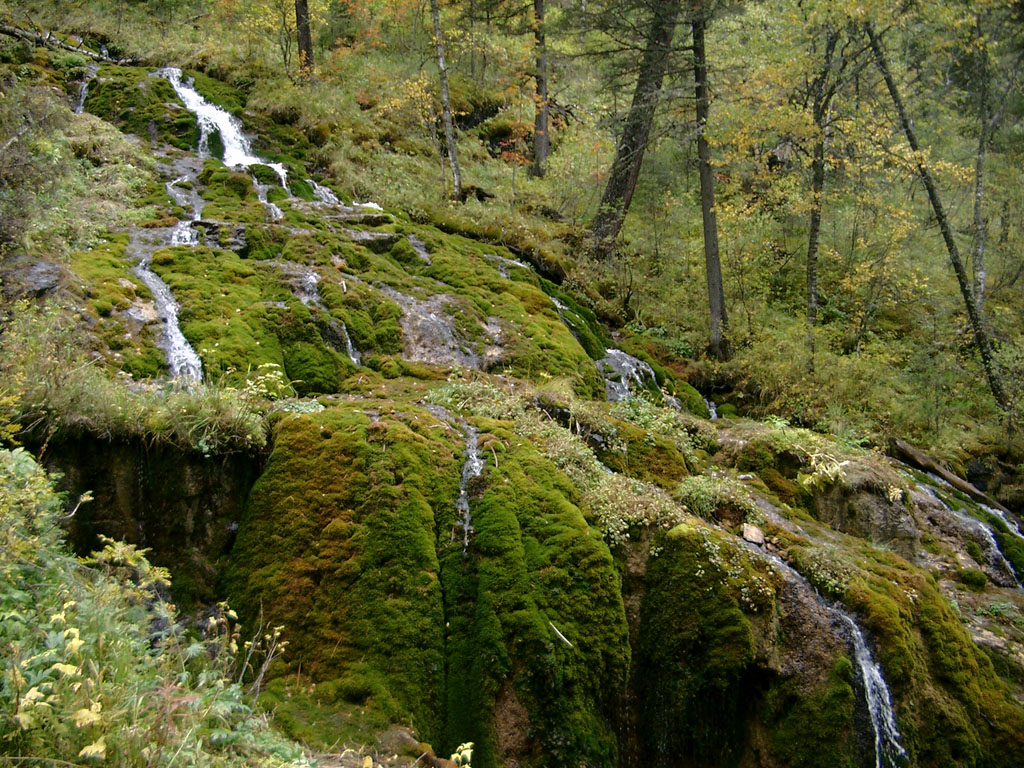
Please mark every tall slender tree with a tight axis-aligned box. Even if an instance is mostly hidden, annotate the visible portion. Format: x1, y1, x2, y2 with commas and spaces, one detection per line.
590, 0, 682, 251
531, 0, 550, 176
692, 0, 728, 359
295, 0, 313, 78
865, 23, 1008, 411
430, 0, 462, 200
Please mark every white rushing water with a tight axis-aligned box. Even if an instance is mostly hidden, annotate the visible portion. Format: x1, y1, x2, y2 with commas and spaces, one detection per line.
457, 425, 485, 556
73, 62, 98, 114
308, 179, 340, 205
157, 67, 288, 221
919, 485, 1020, 587
273, 263, 362, 366
704, 397, 718, 419
596, 348, 658, 402
837, 612, 909, 768
166, 176, 204, 245
131, 240, 203, 382
752, 547, 907, 768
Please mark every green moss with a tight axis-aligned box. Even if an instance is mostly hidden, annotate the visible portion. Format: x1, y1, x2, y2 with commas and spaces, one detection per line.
85, 66, 197, 150
674, 381, 710, 418
228, 405, 461, 745
762, 658, 856, 768
637, 525, 759, 766
958, 568, 988, 591
440, 418, 630, 768
148, 245, 350, 391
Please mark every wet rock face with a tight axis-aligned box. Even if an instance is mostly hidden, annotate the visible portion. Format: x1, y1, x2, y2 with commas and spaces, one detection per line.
43, 436, 261, 607
812, 466, 921, 559
377, 286, 505, 370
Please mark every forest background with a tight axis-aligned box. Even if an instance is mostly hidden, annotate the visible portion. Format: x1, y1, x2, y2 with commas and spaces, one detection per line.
2, 0, 1024, 463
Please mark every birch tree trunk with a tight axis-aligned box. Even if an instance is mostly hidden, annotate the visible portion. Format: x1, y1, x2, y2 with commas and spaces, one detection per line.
430, 0, 462, 200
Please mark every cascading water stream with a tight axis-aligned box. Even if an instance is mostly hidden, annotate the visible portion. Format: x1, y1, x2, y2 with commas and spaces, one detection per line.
73, 62, 98, 114
747, 545, 908, 768
157, 67, 289, 220
167, 175, 204, 246
837, 612, 909, 768
308, 179, 340, 205
457, 425, 485, 556
273, 263, 361, 366
921, 486, 1020, 587
129, 232, 203, 382
704, 397, 718, 419
596, 348, 658, 402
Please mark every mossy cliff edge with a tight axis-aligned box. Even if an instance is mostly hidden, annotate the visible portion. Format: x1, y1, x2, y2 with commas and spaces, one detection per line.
5, 46, 1024, 768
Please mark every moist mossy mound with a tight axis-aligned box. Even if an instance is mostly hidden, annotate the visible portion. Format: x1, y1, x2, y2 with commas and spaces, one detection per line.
841, 565, 1024, 767
85, 65, 198, 149
635, 524, 858, 768
227, 405, 632, 766
227, 405, 460, 743
441, 417, 630, 768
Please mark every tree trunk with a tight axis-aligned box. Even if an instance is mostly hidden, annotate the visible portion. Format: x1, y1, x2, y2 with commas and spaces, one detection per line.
805, 29, 839, 369
430, 0, 462, 201
590, 0, 680, 251
865, 24, 1008, 411
693, 1, 728, 360
531, 0, 550, 177
972, 37, 990, 314
295, 0, 314, 78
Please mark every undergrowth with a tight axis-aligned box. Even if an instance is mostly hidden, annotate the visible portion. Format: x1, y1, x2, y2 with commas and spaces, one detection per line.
0, 446, 308, 766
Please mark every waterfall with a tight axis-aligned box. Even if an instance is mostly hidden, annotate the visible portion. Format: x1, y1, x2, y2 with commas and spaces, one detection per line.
704, 397, 718, 419
339, 321, 361, 367
837, 612, 909, 768
918, 485, 1020, 587
73, 62, 98, 114
596, 349, 658, 402
457, 425, 485, 556
157, 67, 289, 219
129, 233, 202, 382
750, 546, 907, 767
308, 179, 340, 205
272, 262, 361, 366
166, 175, 204, 246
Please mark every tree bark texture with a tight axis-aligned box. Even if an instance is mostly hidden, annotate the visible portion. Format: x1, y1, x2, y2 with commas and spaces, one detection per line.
805, 28, 840, 368
295, 0, 314, 76
693, 1, 729, 360
590, 0, 681, 250
430, 0, 462, 200
865, 24, 1008, 411
972, 36, 990, 314
531, 0, 550, 177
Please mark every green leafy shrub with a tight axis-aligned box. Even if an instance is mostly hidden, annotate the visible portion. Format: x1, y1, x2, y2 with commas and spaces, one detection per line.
0, 447, 308, 766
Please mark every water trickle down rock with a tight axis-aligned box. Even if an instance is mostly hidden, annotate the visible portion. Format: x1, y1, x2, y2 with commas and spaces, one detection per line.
457, 424, 485, 555
704, 397, 719, 419
308, 179, 339, 205
376, 285, 503, 370
127, 230, 203, 382
485, 252, 531, 279
916, 484, 1020, 588
747, 544, 908, 768
73, 62, 98, 114
157, 67, 289, 221
167, 172, 206, 246
837, 611, 909, 768
272, 262, 361, 366
596, 348, 658, 402
407, 236, 433, 266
